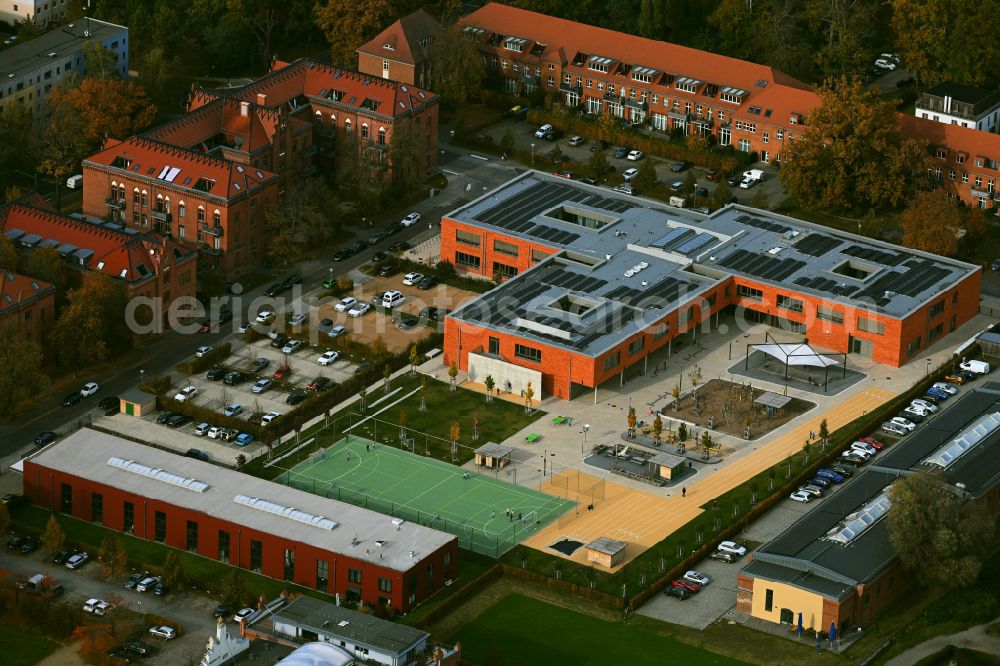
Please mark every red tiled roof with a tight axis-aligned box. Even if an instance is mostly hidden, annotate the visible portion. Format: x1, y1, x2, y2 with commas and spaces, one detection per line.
0, 202, 191, 285
84, 135, 279, 201
0, 270, 54, 314
148, 97, 283, 156
898, 113, 1000, 159
220, 58, 438, 118
460, 3, 814, 94
356, 8, 442, 66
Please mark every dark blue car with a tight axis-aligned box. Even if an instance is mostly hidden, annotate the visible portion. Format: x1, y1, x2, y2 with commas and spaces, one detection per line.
809, 477, 832, 489
816, 469, 845, 483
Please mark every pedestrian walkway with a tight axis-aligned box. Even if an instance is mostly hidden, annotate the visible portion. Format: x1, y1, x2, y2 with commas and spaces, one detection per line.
885, 619, 1000, 666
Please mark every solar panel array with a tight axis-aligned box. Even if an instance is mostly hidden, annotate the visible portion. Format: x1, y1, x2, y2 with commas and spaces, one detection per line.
474, 181, 632, 246
925, 411, 1000, 469
650, 227, 693, 250
794, 233, 842, 257
855, 258, 951, 305
825, 492, 891, 545
604, 276, 693, 309
717, 249, 806, 282
676, 232, 716, 255
842, 244, 908, 266
793, 275, 859, 297
734, 214, 791, 234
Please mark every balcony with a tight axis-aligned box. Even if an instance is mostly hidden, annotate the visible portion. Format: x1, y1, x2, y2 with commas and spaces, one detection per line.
199, 242, 223, 255
559, 82, 582, 95
199, 224, 224, 237
624, 99, 648, 111
105, 197, 126, 210
150, 209, 171, 223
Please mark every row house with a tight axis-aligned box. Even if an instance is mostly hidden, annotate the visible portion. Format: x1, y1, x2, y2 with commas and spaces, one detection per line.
900, 115, 1000, 213
458, 2, 818, 165
81, 136, 280, 275
357, 8, 443, 89
0, 196, 196, 311
0, 269, 55, 343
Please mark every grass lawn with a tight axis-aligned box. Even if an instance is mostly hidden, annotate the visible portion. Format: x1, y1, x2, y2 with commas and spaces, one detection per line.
0, 624, 60, 666
303, 376, 544, 466
914, 646, 1000, 666
451, 593, 749, 666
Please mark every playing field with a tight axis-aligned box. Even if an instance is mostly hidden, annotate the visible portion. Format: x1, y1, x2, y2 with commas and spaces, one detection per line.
279, 436, 577, 556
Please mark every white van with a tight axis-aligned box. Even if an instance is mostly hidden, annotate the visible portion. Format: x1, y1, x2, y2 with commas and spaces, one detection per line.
668, 196, 687, 208
66, 174, 83, 189
382, 290, 405, 309
739, 169, 764, 189
960, 359, 990, 375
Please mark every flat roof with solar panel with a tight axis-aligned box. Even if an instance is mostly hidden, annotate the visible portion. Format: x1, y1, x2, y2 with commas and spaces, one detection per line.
447, 171, 977, 357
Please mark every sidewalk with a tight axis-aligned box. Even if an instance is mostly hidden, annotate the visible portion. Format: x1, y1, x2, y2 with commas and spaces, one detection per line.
885, 619, 1000, 665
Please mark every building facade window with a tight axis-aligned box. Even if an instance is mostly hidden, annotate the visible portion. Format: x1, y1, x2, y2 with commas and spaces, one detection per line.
492, 261, 517, 278
154, 511, 166, 543
250, 540, 263, 573
928, 300, 945, 318
628, 336, 645, 355
123, 501, 134, 533
857, 316, 885, 335
455, 251, 480, 269
361, 123, 369, 140
60, 483, 72, 513
604, 351, 621, 371
777, 295, 804, 313
378, 577, 392, 593
186, 520, 198, 552
493, 239, 519, 256
213, 210, 221, 226
653, 322, 670, 340
348, 568, 362, 583
283, 548, 295, 582
197, 207, 205, 223
91, 492, 103, 524
817, 306, 844, 324
455, 229, 481, 247
316, 560, 329, 591
514, 344, 542, 362
218, 530, 230, 563
530, 248, 548, 263
765, 589, 774, 612
736, 284, 763, 301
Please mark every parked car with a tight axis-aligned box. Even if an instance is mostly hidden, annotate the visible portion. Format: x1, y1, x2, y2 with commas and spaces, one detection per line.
590, 139, 608, 151
34, 431, 58, 446
389, 241, 410, 252
54, 549, 77, 565
816, 469, 845, 483
918, 393, 942, 404
910, 398, 938, 413
185, 448, 209, 461
874, 57, 896, 70
167, 414, 191, 428
223, 403, 243, 417
671, 578, 701, 593
717, 541, 747, 557
270, 334, 289, 348
418, 275, 438, 290
335, 297, 357, 312
798, 484, 823, 497
251, 379, 273, 394
260, 412, 282, 426
207, 366, 228, 381
282, 339, 304, 354
789, 490, 812, 503
534, 123, 554, 138
255, 310, 275, 324
932, 382, 959, 395
235, 433, 254, 447
80, 382, 100, 397
153, 582, 168, 596
348, 302, 371, 318
623, 167, 639, 181
84, 598, 112, 615
212, 605, 231, 619
568, 135, 586, 146
66, 552, 90, 569
840, 452, 867, 466
238, 321, 252, 334
124, 571, 148, 590
378, 263, 399, 277
808, 477, 831, 489
289, 312, 307, 326
223, 371, 245, 386
889, 416, 916, 431
403, 272, 424, 286
900, 408, 925, 423
155, 411, 176, 424
709, 550, 738, 563
670, 161, 688, 172
926, 387, 951, 400
830, 465, 853, 478
251, 358, 270, 373
683, 571, 711, 586
664, 586, 691, 600
194, 422, 211, 436
706, 168, 717, 181
858, 436, 883, 450
307, 377, 331, 392
327, 325, 347, 338
882, 421, 909, 437
669, 180, 684, 191
318, 351, 339, 366
173, 386, 199, 402
234, 607, 256, 622
626, 149, 644, 161
148, 626, 176, 640
124, 643, 154, 657
61, 391, 83, 407
286, 393, 308, 405
195, 346, 212, 358
851, 442, 878, 457
272, 364, 291, 379
400, 212, 422, 227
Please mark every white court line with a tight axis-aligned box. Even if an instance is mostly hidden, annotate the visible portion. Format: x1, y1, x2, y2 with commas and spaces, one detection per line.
346, 386, 420, 431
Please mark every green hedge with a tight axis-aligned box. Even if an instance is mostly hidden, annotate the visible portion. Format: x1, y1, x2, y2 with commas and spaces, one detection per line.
363, 256, 494, 295
174, 342, 233, 376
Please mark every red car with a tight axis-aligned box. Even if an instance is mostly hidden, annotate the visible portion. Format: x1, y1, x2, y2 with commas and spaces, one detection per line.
859, 436, 884, 450
197, 321, 212, 333
671, 578, 701, 593
706, 169, 717, 181
272, 364, 290, 380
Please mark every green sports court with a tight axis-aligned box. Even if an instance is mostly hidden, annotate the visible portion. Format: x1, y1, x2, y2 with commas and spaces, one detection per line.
278, 436, 577, 556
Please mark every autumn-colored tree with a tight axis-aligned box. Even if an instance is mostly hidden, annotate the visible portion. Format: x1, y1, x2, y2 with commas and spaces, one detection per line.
408, 344, 418, 376
389, 117, 430, 192
633, 158, 658, 192
83, 42, 119, 80
0, 325, 50, 414
314, 0, 393, 66
805, 0, 879, 77
160, 550, 185, 589
399, 409, 408, 437
383, 364, 391, 392
449, 421, 461, 444
448, 361, 459, 391
890, 0, 1000, 87
370, 336, 389, 361
20, 246, 72, 307
41, 514, 65, 553
52, 272, 131, 368
426, 25, 486, 111
0, 102, 35, 188
50, 78, 157, 149
781, 77, 927, 212
220, 568, 252, 609
712, 177, 733, 209
0, 236, 19, 272
524, 381, 535, 414
588, 150, 613, 182
900, 190, 961, 257
71, 623, 116, 659
263, 179, 341, 264
652, 413, 663, 444
627, 407, 638, 438
750, 185, 770, 210
37, 96, 90, 212
98, 533, 128, 580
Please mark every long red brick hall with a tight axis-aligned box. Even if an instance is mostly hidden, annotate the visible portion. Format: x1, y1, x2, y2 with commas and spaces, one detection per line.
441, 172, 980, 400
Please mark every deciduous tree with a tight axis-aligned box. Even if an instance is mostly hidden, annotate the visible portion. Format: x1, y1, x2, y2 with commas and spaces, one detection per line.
20, 247, 72, 307
314, 0, 393, 67
588, 150, 613, 182
0, 325, 49, 414
41, 514, 65, 553
780, 76, 927, 212
712, 178, 733, 209
263, 179, 341, 264
426, 25, 486, 111
84, 42, 118, 80
901, 190, 961, 257
160, 550, 185, 589
0, 103, 36, 189
389, 117, 430, 192
633, 158, 658, 192
98, 533, 128, 580
220, 569, 251, 609
0, 236, 19, 271
52, 272, 131, 368
50, 78, 157, 149
887, 471, 994, 588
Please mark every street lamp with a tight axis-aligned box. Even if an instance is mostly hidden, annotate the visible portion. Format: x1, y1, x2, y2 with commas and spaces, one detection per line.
582, 424, 590, 453
926, 358, 932, 377
328, 267, 333, 288
139, 369, 145, 390
530, 142, 536, 166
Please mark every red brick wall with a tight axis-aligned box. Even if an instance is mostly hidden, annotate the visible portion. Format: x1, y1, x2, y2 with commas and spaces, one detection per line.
0, 289, 55, 344
440, 217, 558, 277
22, 462, 456, 612
358, 53, 417, 86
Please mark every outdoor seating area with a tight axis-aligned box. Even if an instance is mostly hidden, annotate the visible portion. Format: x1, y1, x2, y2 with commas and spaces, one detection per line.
551, 415, 573, 425
525, 433, 541, 443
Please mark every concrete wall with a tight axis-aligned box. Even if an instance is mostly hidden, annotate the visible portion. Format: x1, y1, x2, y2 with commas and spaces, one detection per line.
466, 350, 542, 398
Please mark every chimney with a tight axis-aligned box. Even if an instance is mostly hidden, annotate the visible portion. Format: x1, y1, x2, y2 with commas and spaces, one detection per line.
240, 101, 249, 117
257, 93, 267, 106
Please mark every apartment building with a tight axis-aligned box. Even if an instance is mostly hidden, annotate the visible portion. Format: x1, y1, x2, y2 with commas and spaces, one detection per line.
0, 269, 54, 343
442, 173, 980, 399
915, 81, 1000, 133
0, 17, 127, 117
0, 195, 197, 310
458, 3, 817, 166
357, 8, 442, 88
0, 0, 70, 27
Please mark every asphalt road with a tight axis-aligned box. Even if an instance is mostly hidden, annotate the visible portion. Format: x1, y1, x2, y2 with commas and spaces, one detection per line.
0, 147, 520, 461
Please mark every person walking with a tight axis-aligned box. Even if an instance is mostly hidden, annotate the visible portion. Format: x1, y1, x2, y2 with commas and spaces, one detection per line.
682, 487, 687, 497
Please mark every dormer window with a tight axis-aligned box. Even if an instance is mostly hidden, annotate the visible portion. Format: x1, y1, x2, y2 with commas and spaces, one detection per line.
382, 42, 394, 51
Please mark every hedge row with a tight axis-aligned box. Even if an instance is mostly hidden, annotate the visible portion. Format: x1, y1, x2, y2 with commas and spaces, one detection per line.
175, 342, 233, 376
153, 391, 267, 442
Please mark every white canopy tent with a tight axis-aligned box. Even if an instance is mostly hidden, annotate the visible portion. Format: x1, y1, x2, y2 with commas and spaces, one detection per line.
754, 343, 841, 367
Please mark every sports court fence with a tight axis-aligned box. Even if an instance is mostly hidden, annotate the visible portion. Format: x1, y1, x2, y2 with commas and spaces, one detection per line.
550, 470, 607, 528
279, 467, 567, 557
